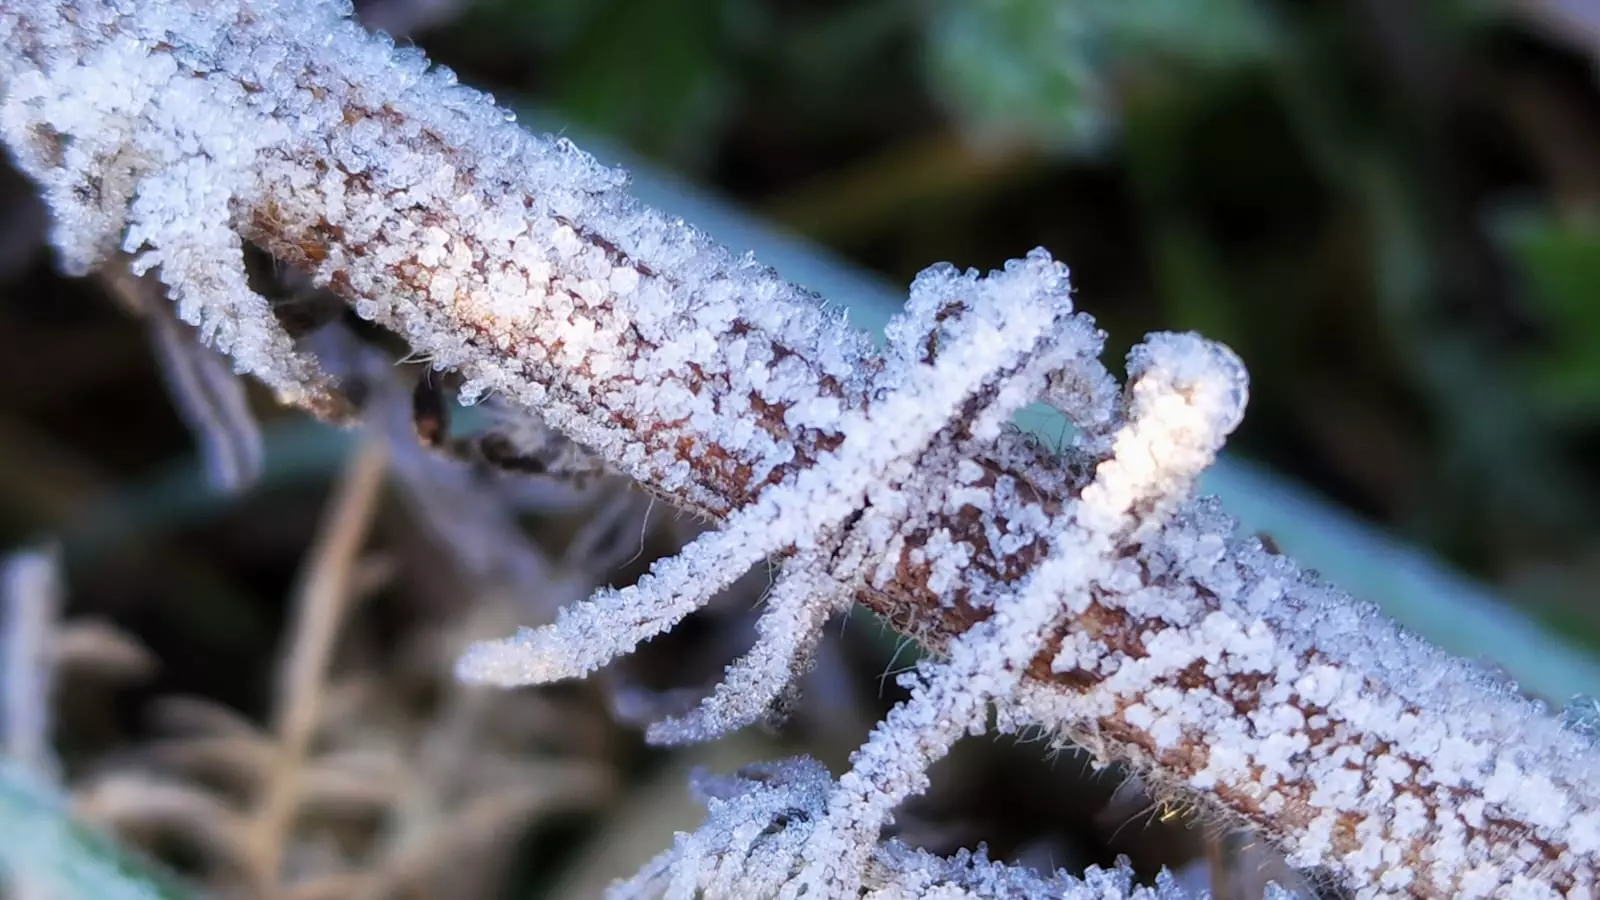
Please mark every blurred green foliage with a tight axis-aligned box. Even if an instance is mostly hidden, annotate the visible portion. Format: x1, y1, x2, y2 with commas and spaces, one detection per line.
924, 0, 1276, 152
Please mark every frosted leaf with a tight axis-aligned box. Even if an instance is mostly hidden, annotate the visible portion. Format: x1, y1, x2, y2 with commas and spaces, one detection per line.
785, 332, 1249, 895
646, 559, 850, 746
454, 524, 765, 685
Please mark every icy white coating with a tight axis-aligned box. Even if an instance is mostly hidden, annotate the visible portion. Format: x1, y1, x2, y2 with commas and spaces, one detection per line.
1003, 490, 1600, 900
0, 4, 336, 409
5, 1, 1600, 896
780, 331, 1246, 897
641, 553, 843, 746
1, 0, 883, 507
606, 756, 1200, 900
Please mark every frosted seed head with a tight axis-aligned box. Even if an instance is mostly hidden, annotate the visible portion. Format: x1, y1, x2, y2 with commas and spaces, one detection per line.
1124, 331, 1249, 441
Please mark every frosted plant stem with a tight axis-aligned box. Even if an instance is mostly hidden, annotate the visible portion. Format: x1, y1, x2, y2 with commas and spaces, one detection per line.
4, 1, 1600, 895
455, 525, 771, 685
100, 259, 265, 493
457, 250, 1087, 688
646, 557, 849, 745
788, 333, 1247, 896
609, 757, 1198, 900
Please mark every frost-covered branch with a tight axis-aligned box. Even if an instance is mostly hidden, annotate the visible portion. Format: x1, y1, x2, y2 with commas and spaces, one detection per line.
3, 1, 1600, 897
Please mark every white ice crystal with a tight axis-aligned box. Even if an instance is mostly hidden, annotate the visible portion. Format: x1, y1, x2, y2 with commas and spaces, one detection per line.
643, 554, 842, 746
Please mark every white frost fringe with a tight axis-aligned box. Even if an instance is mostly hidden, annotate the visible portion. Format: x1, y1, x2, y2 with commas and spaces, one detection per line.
4, 1, 1600, 896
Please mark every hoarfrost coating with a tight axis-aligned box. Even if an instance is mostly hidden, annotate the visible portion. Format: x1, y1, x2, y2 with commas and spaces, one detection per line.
4, 0, 1600, 896
608, 757, 1209, 900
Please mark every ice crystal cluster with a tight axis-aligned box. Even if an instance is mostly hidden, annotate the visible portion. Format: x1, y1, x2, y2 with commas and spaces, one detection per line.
610, 756, 1215, 900
4, 0, 1600, 897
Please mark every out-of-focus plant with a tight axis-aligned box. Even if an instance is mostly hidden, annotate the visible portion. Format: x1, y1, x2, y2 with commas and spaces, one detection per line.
1496, 209, 1600, 419
922, 0, 1276, 153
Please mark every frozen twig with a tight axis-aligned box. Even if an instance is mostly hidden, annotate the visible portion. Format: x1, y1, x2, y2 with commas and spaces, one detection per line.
779, 332, 1247, 897
1512, 0, 1600, 61
3, 1, 1599, 896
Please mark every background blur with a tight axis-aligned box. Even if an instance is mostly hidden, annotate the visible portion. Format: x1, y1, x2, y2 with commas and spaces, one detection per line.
3, 1, 1600, 898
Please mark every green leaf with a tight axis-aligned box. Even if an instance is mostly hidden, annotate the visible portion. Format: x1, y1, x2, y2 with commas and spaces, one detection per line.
0, 761, 193, 900
922, 0, 1274, 152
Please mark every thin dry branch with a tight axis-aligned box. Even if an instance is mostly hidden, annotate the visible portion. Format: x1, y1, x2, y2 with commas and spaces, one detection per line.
1, 545, 62, 779
3, 2, 1598, 897
243, 440, 387, 897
